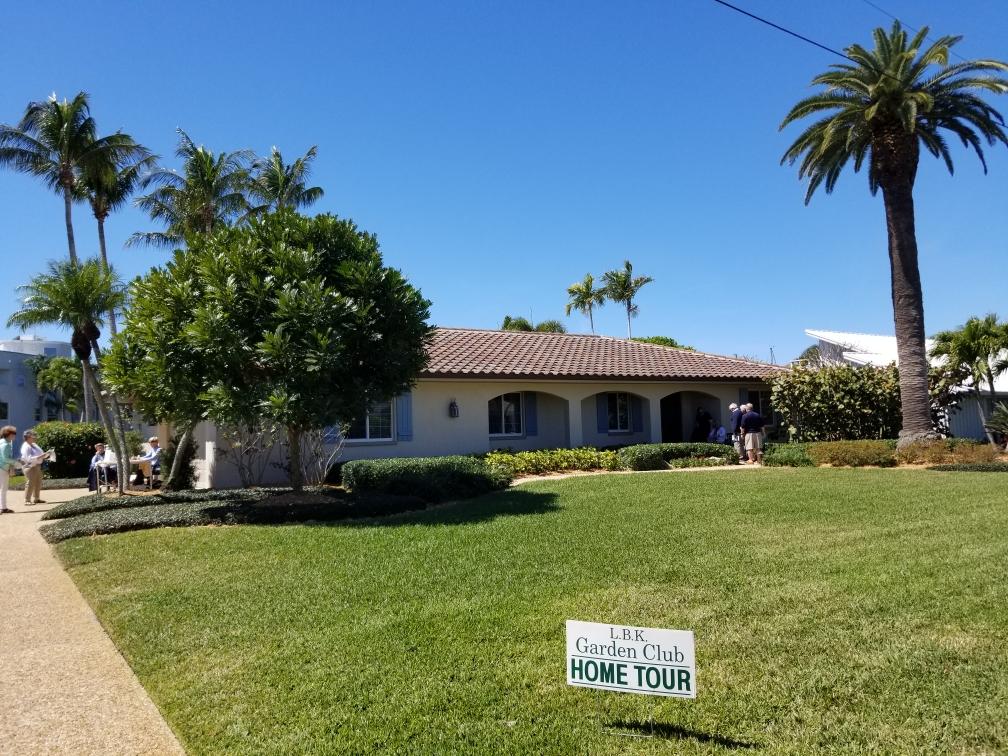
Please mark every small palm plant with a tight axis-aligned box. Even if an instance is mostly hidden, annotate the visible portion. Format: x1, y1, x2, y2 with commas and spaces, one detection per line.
602, 260, 653, 338
8, 260, 130, 493
780, 22, 1008, 445
249, 146, 324, 213
565, 273, 606, 334
986, 402, 1008, 451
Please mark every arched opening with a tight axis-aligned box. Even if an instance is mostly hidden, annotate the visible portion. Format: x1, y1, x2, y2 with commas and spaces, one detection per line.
578, 391, 651, 447
487, 390, 570, 450
659, 391, 722, 443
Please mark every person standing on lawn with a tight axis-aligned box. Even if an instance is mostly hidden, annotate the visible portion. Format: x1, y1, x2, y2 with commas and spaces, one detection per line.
740, 403, 765, 465
0, 425, 18, 513
728, 402, 745, 463
19, 429, 50, 505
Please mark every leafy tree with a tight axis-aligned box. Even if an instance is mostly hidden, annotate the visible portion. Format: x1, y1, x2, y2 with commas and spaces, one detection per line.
986, 402, 1008, 450
795, 344, 823, 368
500, 316, 566, 333
565, 274, 606, 334
129, 129, 253, 247
931, 314, 1008, 445
780, 23, 1008, 447
249, 146, 324, 213
602, 260, 653, 338
111, 211, 432, 491
35, 356, 83, 421
631, 336, 695, 350
81, 147, 157, 333
0, 92, 146, 265
7, 260, 129, 492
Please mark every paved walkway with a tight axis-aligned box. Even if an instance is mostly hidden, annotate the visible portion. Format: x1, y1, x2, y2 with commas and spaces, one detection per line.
0, 488, 184, 755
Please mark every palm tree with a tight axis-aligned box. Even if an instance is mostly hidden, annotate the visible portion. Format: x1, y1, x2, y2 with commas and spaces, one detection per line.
534, 319, 567, 333
0, 92, 145, 264
8, 260, 130, 493
249, 146, 324, 213
129, 129, 253, 247
931, 314, 1008, 445
565, 274, 606, 334
81, 149, 157, 334
500, 315, 566, 333
35, 356, 83, 421
602, 260, 653, 338
780, 22, 1008, 446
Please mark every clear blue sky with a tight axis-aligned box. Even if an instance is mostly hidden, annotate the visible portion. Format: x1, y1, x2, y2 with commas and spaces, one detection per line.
1, 0, 1006, 362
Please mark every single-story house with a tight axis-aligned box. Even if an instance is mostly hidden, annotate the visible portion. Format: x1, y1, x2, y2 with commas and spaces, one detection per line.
192, 328, 783, 488
805, 328, 1008, 440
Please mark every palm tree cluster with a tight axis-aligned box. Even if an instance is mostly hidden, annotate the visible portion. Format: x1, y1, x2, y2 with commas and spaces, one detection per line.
565, 261, 653, 338
781, 22, 1008, 445
500, 315, 567, 333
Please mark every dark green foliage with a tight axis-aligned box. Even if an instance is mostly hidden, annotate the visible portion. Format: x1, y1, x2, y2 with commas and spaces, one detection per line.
341, 456, 512, 503
763, 444, 815, 467
617, 442, 736, 470
31, 421, 106, 477
806, 440, 897, 467
630, 336, 694, 350
42, 488, 272, 521
161, 432, 197, 491
770, 364, 902, 441
929, 462, 1008, 472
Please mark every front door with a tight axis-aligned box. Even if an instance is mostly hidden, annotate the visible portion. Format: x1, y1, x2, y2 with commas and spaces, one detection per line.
660, 394, 683, 442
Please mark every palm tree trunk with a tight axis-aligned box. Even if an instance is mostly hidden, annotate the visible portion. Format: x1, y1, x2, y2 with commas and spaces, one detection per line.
287, 426, 304, 492
81, 361, 122, 492
983, 367, 998, 445
164, 425, 194, 491
63, 184, 78, 265
82, 375, 93, 422
626, 305, 632, 339
97, 217, 117, 335
880, 180, 936, 448
589, 308, 594, 335
91, 340, 129, 494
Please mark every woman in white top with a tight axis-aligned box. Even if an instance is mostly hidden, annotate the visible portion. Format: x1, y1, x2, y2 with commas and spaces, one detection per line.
20, 429, 50, 505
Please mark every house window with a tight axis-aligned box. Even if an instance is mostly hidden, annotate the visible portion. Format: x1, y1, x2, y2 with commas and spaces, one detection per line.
607, 392, 631, 432
43, 347, 59, 357
488, 393, 523, 436
344, 399, 394, 441
0, 370, 8, 385
745, 390, 775, 424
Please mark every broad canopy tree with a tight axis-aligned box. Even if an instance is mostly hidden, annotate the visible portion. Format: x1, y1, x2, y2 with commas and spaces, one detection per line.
106, 210, 432, 491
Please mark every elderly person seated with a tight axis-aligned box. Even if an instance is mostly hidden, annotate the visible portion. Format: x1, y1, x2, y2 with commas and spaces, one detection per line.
130, 436, 161, 486
88, 442, 117, 491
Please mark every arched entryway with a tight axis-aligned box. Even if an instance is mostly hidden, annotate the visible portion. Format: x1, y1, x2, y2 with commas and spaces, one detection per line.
659, 391, 722, 442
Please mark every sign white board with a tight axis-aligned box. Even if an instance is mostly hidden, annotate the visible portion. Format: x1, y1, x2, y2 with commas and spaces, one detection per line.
566, 620, 696, 698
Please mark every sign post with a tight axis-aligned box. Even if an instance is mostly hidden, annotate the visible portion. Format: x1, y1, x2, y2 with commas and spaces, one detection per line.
566, 620, 696, 699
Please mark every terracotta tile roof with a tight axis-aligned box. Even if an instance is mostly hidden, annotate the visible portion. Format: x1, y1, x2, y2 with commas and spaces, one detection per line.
422, 328, 783, 381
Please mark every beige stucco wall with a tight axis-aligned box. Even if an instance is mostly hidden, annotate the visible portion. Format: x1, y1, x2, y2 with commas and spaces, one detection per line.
191, 377, 767, 488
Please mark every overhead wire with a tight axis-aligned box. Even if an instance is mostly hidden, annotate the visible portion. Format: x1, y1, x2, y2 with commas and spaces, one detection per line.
855, 0, 969, 62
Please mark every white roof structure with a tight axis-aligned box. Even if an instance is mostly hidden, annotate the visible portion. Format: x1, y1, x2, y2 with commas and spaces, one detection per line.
805, 328, 1008, 393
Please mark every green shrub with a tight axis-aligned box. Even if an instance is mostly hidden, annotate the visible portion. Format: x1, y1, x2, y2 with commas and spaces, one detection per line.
806, 440, 896, 467
12, 477, 88, 491
763, 444, 814, 467
485, 447, 620, 476
928, 462, 1008, 472
656, 442, 736, 461
617, 445, 667, 471
896, 439, 996, 465
341, 456, 512, 503
31, 421, 106, 478
41, 488, 273, 521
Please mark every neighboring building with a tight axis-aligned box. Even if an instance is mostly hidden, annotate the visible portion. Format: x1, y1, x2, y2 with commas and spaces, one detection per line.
805, 329, 1008, 440
0, 335, 74, 431
193, 328, 783, 488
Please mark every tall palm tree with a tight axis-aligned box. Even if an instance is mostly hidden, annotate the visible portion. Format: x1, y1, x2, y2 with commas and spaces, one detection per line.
81, 149, 157, 334
129, 129, 253, 247
931, 314, 1008, 445
565, 273, 606, 334
602, 260, 653, 338
780, 23, 1008, 446
8, 259, 130, 493
249, 146, 324, 213
0, 92, 145, 264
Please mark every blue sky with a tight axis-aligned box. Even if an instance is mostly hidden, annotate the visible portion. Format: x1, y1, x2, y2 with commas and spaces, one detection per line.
1, 0, 1005, 362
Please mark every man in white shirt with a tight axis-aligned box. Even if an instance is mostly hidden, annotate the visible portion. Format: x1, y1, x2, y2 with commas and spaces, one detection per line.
131, 436, 161, 486
20, 429, 50, 505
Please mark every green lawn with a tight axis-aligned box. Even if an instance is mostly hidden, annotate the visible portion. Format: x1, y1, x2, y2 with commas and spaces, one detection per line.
58, 469, 1008, 754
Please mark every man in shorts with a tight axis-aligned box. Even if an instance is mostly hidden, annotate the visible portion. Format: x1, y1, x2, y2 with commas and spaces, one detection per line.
740, 403, 765, 465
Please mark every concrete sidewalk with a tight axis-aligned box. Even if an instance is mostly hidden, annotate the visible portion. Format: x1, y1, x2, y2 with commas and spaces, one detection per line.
0, 488, 184, 755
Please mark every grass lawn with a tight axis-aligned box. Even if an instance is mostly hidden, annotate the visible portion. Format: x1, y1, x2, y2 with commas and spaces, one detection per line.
58, 469, 1008, 754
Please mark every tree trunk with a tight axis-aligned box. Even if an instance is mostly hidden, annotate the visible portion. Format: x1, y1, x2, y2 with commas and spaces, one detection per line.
626, 305, 632, 339
287, 426, 304, 492
164, 425, 194, 491
880, 179, 937, 448
63, 184, 78, 265
97, 217, 117, 336
80, 361, 121, 488
91, 339, 129, 494
82, 374, 93, 422
589, 308, 594, 335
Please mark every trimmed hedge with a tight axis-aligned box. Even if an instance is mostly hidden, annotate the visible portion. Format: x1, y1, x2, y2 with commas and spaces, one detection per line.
485, 447, 621, 476
31, 422, 106, 478
806, 440, 897, 467
928, 462, 1008, 472
896, 439, 997, 466
617, 442, 737, 471
763, 444, 814, 467
341, 455, 512, 503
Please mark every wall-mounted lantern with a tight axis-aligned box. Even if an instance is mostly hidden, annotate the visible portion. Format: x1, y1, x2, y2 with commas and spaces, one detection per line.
448, 399, 460, 418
